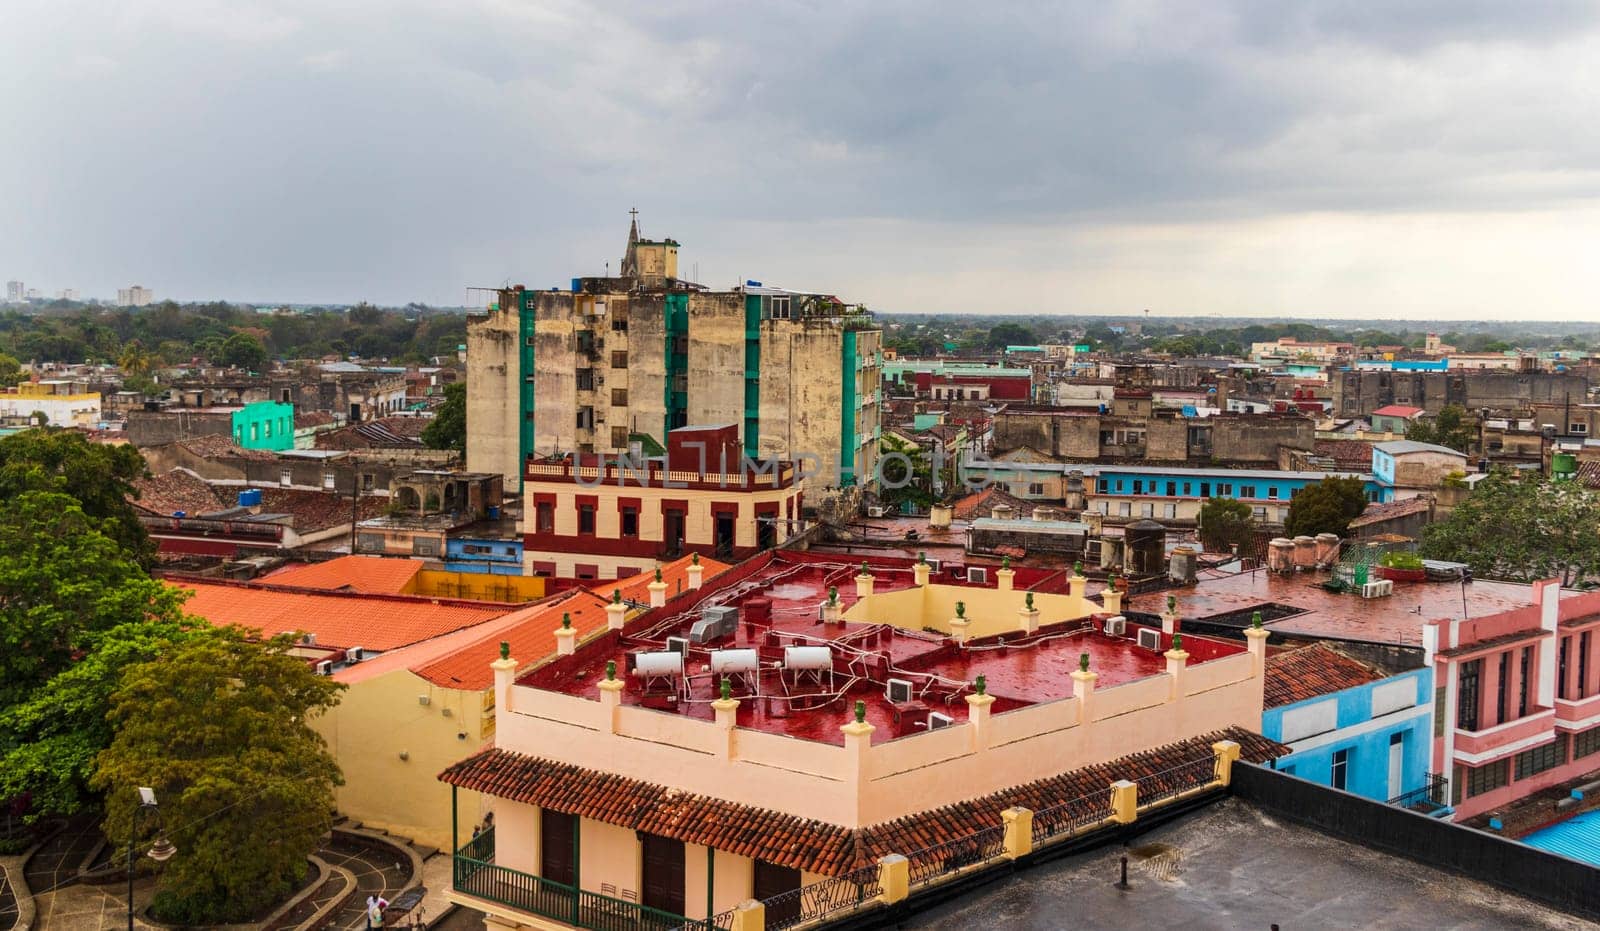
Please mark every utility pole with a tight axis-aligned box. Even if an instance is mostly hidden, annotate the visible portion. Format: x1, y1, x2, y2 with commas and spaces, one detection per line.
350, 473, 359, 553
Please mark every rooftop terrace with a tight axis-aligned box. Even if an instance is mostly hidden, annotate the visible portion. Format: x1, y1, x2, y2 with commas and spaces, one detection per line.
520, 551, 1245, 745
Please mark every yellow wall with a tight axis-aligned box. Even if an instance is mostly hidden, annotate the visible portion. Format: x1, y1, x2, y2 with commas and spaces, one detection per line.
313, 666, 490, 849
843, 583, 1089, 639
412, 570, 546, 603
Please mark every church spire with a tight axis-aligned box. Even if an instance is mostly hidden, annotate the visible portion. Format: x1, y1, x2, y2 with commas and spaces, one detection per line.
621, 207, 640, 277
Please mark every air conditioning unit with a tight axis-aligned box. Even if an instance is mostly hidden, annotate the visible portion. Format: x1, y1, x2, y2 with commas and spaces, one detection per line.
1361, 580, 1394, 599
966, 567, 988, 583
924, 558, 942, 573
1103, 616, 1127, 637
926, 712, 955, 730
867, 506, 885, 518
346, 646, 365, 664
1136, 628, 1163, 652
315, 660, 333, 676
665, 636, 689, 655
886, 678, 914, 703
417, 695, 431, 706
301, 633, 316, 646
690, 606, 739, 643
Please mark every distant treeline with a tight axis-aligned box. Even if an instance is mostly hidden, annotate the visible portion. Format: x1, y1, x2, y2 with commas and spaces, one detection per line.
0, 301, 466, 369
880, 314, 1600, 358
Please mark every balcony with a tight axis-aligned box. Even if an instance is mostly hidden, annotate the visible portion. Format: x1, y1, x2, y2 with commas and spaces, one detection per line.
1453, 709, 1555, 761
1554, 693, 1600, 729
1387, 772, 1453, 818
452, 828, 731, 931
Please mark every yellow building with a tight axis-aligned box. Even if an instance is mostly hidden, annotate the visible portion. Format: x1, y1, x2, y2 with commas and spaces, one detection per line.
1, 380, 102, 426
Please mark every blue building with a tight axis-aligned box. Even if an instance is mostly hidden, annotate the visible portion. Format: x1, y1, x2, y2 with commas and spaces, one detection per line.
443, 534, 524, 575
1089, 465, 1378, 525
1261, 643, 1442, 812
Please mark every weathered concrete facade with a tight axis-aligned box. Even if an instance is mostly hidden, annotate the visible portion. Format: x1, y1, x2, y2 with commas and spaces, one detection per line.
990, 409, 1313, 467
466, 222, 881, 513
1331, 370, 1588, 420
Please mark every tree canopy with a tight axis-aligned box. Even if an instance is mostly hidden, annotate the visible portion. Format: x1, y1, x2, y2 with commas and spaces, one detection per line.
876, 435, 938, 514
1198, 497, 1257, 554
0, 428, 153, 565
218, 332, 269, 371
93, 627, 344, 925
1404, 404, 1476, 452
0, 491, 193, 817
1421, 471, 1600, 585
1284, 476, 1371, 538
421, 381, 466, 453
985, 322, 1038, 349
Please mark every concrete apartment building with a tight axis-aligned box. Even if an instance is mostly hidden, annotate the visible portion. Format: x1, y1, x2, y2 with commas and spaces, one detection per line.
1329, 368, 1588, 422
467, 218, 881, 515
521, 424, 803, 579
0, 380, 103, 426
117, 284, 154, 306
989, 405, 1316, 469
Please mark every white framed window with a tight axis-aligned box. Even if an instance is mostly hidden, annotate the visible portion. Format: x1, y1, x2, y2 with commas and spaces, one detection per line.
280, 470, 292, 486
770, 296, 791, 319
1570, 423, 1588, 435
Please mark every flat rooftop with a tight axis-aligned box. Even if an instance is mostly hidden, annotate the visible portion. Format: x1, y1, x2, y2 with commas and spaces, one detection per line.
917, 800, 1589, 930
1127, 567, 1550, 647
521, 552, 1243, 746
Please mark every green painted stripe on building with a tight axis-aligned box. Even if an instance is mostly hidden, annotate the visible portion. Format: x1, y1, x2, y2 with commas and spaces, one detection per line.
664, 293, 689, 439
840, 329, 857, 486
518, 290, 537, 469
743, 295, 761, 459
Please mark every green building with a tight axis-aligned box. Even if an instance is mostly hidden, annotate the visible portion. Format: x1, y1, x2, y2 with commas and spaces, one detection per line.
232, 400, 294, 451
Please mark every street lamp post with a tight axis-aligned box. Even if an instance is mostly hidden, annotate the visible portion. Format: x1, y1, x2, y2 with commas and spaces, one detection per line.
128, 787, 176, 931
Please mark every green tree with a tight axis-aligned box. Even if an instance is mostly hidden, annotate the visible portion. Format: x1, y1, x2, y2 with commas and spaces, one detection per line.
117, 339, 154, 376
0, 428, 153, 563
1421, 471, 1600, 584
0, 492, 193, 817
218, 332, 269, 371
93, 628, 343, 924
1198, 497, 1256, 553
1405, 404, 1476, 452
985, 322, 1038, 349
876, 435, 937, 513
0, 352, 22, 388
1284, 476, 1371, 538
421, 381, 466, 453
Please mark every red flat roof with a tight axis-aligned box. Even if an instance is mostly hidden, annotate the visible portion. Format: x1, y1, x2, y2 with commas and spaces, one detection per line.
520, 551, 1243, 745
1127, 568, 1553, 646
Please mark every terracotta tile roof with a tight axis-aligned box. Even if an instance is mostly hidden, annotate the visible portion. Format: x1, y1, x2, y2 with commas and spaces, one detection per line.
315, 416, 430, 450
262, 554, 424, 594
295, 411, 336, 429
1347, 495, 1433, 530
950, 486, 1034, 521
131, 469, 225, 517
412, 589, 614, 690
260, 488, 389, 532
1264, 642, 1386, 708
177, 580, 505, 652
439, 727, 1284, 876
1313, 439, 1375, 470
177, 434, 277, 460
589, 555, 732, 605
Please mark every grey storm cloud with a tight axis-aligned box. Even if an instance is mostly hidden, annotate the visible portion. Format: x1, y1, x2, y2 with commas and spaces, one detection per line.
2, 0, 1599, 316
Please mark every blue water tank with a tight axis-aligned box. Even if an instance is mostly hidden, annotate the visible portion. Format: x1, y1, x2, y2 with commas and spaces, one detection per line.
487, 505, 502, 520
571, 278, 582, 291
746, 280, 763, 287
238, 489, 262, 507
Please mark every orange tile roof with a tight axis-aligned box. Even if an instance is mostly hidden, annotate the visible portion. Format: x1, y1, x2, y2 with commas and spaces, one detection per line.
262, 555, 424, 594
412, 588, 614, 691
440, 727, 1285, 876
176, 580, 505, 652
1264, 642, 1386, 708
588, 554, 732, 605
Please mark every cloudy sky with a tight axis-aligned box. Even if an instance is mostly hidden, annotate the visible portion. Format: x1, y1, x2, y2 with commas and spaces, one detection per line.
4, 0, 1599, 319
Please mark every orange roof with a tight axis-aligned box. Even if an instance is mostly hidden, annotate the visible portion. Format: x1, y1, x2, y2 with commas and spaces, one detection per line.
176, 581, 506, 652
412, 588, 614, 690
261, 555, 423, 595
588, 554, 732, 605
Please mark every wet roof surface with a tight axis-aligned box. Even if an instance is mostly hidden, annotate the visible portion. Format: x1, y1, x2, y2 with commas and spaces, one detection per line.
523, 554, 1240, 745
917, 800, 1591, 930
1128, 568, 1544, 646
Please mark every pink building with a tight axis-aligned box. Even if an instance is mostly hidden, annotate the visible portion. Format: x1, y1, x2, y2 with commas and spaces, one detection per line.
1426, 581, 1600, 820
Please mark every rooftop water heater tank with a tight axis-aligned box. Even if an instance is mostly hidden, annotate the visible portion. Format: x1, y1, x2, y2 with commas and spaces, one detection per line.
632, 651, 684, 678
709, 648, 760, 675
783, 646, 833, 671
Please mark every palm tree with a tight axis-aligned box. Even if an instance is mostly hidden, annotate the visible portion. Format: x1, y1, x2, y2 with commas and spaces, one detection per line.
118, 340, 153, 376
